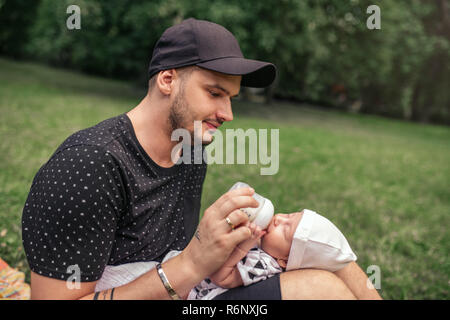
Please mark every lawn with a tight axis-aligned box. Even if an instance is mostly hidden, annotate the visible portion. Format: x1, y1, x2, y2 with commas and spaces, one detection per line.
0, 57, 449, 299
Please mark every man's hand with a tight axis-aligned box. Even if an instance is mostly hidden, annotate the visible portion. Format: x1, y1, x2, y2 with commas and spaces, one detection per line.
236, 222, 266, 254
208, 222, 265, 289
181, 187, 259, 279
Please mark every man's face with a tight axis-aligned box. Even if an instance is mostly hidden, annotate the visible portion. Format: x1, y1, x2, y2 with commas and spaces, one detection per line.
168, 67, 241, 144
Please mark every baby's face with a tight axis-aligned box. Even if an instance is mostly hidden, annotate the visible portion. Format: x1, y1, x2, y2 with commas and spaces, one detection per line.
260, 211, 303, 261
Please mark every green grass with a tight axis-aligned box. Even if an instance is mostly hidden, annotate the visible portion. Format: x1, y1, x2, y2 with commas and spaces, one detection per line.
1, 57, 449, 299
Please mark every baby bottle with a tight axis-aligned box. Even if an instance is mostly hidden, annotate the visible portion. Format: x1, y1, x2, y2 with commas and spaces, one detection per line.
229, 182, 274, 229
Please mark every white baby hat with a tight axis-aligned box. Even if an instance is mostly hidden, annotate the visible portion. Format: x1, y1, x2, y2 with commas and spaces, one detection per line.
286, 209, 357, 272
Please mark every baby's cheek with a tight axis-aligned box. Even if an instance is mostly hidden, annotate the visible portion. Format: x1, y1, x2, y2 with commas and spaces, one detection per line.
260, 235, 270, 252
265, 230, 293, 261
261, 234, 282, 259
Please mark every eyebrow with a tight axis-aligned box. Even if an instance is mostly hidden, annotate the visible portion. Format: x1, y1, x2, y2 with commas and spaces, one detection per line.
206, 84, 239, 98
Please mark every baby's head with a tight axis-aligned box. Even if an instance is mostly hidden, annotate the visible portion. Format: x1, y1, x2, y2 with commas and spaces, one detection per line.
261, 209, 357, 272
260, 211, 303, 269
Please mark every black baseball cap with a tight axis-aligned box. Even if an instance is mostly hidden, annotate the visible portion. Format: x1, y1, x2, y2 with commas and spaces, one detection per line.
148, 18, 277, 88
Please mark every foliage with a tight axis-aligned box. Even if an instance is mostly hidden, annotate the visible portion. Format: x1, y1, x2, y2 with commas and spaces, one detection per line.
1, 0, 448, 123
0, 0, 40, 58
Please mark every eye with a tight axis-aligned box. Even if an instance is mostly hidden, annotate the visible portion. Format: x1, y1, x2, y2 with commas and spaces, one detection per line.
208, 90, 220, 97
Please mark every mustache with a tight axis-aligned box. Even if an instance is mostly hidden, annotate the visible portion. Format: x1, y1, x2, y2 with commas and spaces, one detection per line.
203, 118, 223, 127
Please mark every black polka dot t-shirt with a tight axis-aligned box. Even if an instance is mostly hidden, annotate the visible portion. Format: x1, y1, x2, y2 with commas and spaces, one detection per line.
21, 113, 207, 282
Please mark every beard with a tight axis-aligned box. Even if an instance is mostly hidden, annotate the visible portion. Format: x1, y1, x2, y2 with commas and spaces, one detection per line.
168, 90, 189, 134
167, 89, 213, 145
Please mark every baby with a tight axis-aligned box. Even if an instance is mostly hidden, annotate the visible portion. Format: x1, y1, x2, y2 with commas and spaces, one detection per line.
187, 209, 357, 300
95, 209, 358, 299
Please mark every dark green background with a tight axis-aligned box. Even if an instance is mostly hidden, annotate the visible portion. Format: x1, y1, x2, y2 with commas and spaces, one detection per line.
1, 0, 449, 124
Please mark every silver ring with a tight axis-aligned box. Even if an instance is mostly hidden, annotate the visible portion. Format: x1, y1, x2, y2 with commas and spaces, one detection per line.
225, 217, 234, 230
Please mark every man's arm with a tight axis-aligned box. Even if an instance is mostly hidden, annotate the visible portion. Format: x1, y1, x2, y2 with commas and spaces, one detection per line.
30, 251, 201, 300
334, 261, 382, 300
29, 187, 259, 299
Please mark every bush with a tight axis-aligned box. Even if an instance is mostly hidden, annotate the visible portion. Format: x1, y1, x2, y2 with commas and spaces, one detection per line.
6, 0, 449, 124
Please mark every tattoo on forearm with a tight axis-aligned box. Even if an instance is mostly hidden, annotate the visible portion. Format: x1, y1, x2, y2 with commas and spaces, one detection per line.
93, 288, 115, 300
195, 229, 201, 242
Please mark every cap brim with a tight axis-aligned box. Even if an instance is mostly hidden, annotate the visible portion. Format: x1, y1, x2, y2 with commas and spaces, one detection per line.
196, 57, 276, 88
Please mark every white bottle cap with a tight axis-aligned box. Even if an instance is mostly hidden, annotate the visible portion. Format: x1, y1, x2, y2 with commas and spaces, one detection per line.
252, 198, 274, 229
228, 181, 274, 230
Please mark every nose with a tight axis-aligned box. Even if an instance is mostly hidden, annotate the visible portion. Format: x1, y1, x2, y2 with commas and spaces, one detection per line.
216, 100, 233, 123
273, 214, 288, 226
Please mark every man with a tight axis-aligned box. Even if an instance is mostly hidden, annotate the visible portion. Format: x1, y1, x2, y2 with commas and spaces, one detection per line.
22, 18, 380, 300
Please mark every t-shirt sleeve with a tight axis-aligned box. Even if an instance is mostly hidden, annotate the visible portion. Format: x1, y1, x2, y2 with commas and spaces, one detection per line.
22, 145, 126, 282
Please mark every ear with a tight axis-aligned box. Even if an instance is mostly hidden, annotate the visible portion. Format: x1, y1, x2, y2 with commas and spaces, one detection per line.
277, 258, 287, 269
156, 69, 177, 95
